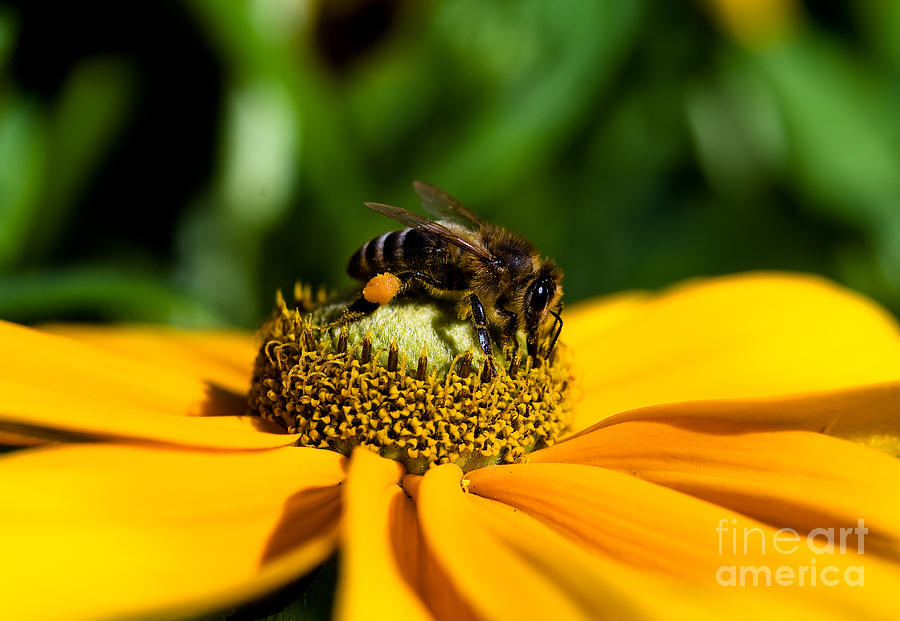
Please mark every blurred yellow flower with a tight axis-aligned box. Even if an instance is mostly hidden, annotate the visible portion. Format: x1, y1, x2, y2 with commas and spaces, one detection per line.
702, 0, 798, 46
2, 273, 900, 620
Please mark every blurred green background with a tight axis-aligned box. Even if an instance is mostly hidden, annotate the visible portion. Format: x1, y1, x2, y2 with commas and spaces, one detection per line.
1, 0, 899, 329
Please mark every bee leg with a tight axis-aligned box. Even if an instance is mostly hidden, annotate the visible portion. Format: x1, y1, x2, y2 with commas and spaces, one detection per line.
328, 271, 406, 328
333, 270, 438, 328
397, 270, 443, 292
467, 293, 497, 378
346, 296, 381, 317
547, 307, 564, 359
496, 305, 519, 359
316, 295, 378, 331
527, 334, 539, 361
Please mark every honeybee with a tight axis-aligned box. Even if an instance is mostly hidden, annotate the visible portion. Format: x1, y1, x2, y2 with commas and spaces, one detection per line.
345, 181, 563, 372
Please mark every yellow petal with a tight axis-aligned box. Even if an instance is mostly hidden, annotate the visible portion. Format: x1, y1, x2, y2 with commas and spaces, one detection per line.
0, 444, 344, 621
0, 321, 297, 448
567, 273, 900, 431
573, 381, 900, 456
468, 462, 769, 578
466, 462, 900, 619
563, 290, 650, 345
0, 376, 299, 449
42, 323, 256, 396
392, 473, 481, 621
0, 429, 47, 446
0, 320, 243, 416
421, 463, 851, 620
418, 462, 607, 620
336, 448, 432, 621
533, 419, 900, 558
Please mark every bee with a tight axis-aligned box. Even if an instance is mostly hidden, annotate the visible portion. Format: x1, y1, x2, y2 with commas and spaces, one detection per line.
345, 181, 563, 374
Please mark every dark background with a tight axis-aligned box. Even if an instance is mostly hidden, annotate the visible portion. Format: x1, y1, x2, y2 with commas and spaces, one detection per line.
1, 0, 899, 329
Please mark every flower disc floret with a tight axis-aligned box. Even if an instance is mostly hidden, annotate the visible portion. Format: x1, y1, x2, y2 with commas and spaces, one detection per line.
249, 291, 573, 474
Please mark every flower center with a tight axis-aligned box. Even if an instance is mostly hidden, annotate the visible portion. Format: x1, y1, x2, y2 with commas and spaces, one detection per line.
249, 291, 573, 474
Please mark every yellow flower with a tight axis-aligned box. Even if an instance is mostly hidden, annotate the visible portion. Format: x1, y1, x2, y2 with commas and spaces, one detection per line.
2, 272, 900, 620
701, 0, 798, 47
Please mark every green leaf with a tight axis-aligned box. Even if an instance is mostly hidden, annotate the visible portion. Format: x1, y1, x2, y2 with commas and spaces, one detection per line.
0, 7, 18, 73
424, 0, 644, 203
26, 59, 135, 257
0, 98, 46, 270
0, 266, 224, 326
757, 32, 900, 229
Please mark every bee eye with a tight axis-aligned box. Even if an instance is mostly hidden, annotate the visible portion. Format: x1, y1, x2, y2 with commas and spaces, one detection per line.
528, 277, 554, 311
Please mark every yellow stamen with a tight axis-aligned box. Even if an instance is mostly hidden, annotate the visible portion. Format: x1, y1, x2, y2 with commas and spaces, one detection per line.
250, 292, 573, 474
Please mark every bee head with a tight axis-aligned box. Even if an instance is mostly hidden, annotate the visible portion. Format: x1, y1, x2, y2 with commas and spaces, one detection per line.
523, 262, 563, 358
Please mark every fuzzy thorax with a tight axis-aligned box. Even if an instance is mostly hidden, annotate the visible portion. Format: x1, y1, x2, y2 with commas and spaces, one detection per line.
249, 291, 574, 474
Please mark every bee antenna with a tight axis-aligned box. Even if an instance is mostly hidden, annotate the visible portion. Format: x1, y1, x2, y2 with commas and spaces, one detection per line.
548, 308, 563, 358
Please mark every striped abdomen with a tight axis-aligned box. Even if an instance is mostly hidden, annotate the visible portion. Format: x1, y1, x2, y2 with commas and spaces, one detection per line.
347, 228, 440, 280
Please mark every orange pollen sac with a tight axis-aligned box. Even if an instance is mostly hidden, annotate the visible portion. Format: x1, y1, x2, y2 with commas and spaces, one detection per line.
363, 272, 402, 305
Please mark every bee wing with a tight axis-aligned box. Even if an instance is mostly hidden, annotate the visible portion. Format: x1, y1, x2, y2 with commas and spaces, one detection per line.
413, 180, 485, 230
365, 201, 494, 262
